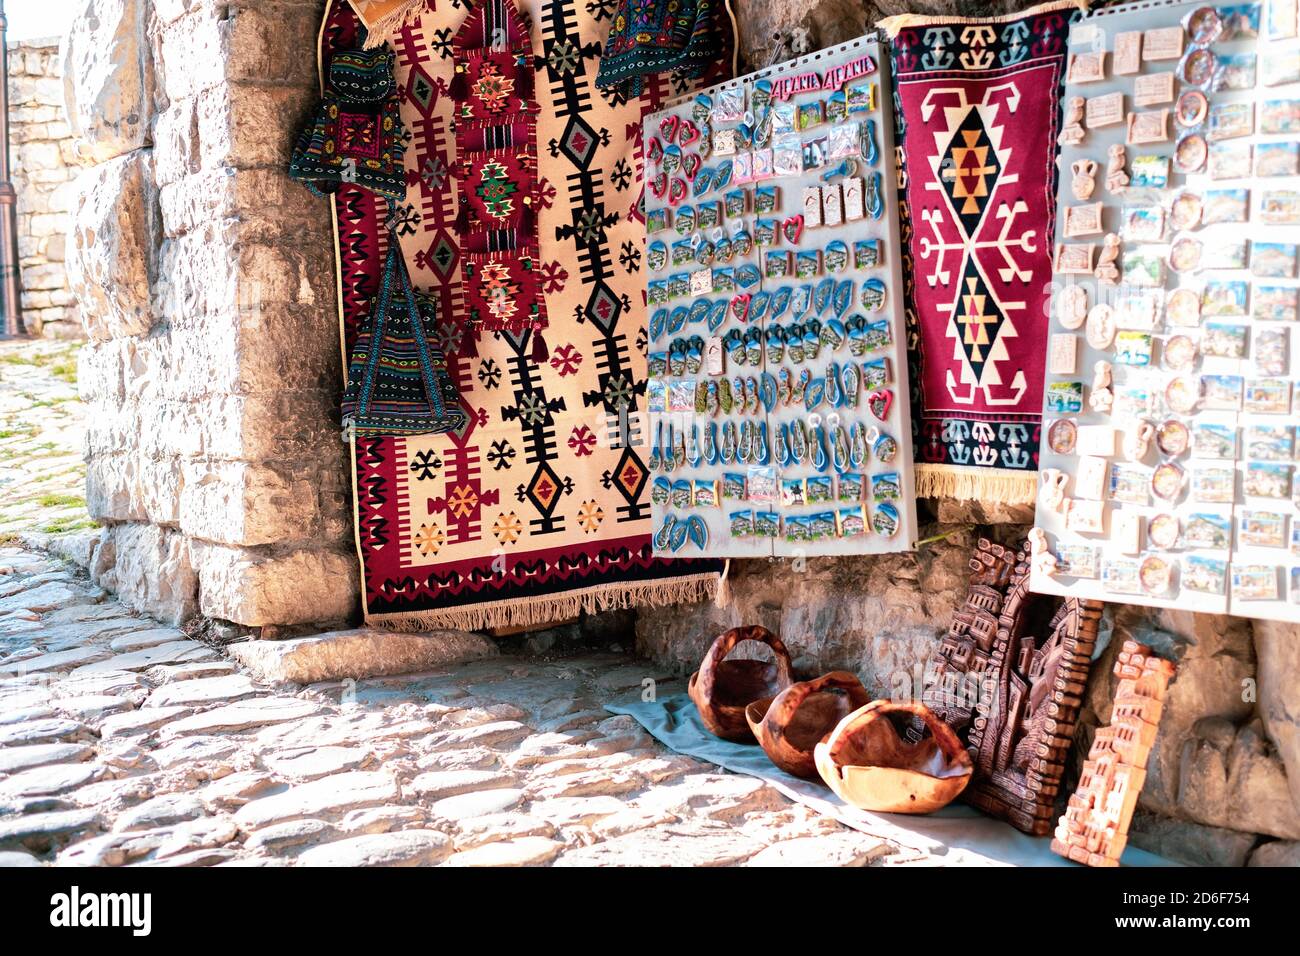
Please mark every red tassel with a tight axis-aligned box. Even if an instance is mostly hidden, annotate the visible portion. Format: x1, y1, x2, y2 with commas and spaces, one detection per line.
455, 201, 469, 233
519, 201, 534, 236
531, 329, 549, 362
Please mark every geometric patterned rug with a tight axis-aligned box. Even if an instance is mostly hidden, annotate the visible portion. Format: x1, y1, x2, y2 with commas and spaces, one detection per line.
322, 0, 727, 630
886, 2, 1084, 505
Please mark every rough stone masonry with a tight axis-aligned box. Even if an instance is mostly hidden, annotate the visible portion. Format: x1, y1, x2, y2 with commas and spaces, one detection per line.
64, 0, 355, 629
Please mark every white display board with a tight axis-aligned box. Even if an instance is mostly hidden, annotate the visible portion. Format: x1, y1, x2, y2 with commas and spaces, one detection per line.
643, 34, 918, 558
1033, 0, 1300, 621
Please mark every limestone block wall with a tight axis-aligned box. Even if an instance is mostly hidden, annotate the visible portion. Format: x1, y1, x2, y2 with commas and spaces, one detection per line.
66, 0, 356, 628
638, 0, 1300, 866
7, 37, 85, 338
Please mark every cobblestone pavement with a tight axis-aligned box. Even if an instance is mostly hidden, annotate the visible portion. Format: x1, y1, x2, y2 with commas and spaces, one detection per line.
0, 338, 915, 867
0, 548, 912, 867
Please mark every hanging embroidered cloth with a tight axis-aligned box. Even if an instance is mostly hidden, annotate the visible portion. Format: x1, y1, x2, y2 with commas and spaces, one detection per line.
322, 0, 732, 630
883, 2, 1085, 505
341, 239, 467, 437
290, 47, 408, 202
450, 0, 547, 334
595, 0, 724, 97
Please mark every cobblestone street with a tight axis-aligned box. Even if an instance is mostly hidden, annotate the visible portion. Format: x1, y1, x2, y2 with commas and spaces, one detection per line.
0, 339, 909, 867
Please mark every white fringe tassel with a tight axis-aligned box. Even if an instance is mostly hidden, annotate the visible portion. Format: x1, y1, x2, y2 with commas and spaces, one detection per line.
364, 572, 720, 633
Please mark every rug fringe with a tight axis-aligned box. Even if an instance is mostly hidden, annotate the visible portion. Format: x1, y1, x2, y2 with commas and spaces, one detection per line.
364, 573, 720, 632
879, 0, 1088, 37
914, 463, 1038, 505
357, 0, 429, 48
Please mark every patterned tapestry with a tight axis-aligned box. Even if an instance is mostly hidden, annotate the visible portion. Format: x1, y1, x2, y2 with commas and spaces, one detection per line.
322, 0, 729, 630
884, 2, 1085, 504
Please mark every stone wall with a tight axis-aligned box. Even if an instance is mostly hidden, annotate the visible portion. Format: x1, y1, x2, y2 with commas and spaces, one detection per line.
638, 0, 1300, 867
7, 37, 84, 338
66, 0, 356, 629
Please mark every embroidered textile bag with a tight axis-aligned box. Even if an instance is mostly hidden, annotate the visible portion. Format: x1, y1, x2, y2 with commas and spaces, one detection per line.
341, 241, 466, 437
290, 47, 408, 202
595, 0, 725, 97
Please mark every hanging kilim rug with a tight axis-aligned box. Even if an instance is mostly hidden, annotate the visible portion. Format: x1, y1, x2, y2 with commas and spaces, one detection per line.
883, 2, 1085, 505
322, 0, 730, 630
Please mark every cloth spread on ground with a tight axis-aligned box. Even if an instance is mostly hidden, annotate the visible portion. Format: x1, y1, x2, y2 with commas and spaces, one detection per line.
884, 3, 1084, 505
290, 46, 407, 201
595, 0, 725, 97
341, 241, 467, 437
321, 0, 730, 630
609, 693, 1175, 867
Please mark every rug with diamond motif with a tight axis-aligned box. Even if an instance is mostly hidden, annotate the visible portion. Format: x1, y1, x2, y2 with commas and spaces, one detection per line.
323, 0, 728, 629
884, 3, 1083, 505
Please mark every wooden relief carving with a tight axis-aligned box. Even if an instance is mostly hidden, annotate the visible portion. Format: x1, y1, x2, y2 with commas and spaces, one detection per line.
1051, 641, 1176, 867
910, 538, 1103, 835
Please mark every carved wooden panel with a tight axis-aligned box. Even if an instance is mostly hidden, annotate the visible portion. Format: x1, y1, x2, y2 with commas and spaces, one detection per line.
1051, 641, 1176, 867
910, 538, 1103, 835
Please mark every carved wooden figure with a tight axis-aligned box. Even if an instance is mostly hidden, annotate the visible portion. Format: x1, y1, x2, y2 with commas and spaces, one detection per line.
1051, 641, 1176, 867
910, 539, 1103, 835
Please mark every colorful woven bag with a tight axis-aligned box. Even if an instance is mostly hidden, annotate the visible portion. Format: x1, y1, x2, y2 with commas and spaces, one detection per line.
341, 241, 466, 438
290, 47, 408, 202
595, 0, 724, 97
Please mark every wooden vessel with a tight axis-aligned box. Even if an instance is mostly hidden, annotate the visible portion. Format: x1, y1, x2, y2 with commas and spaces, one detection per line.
815, 699, 972, 813
688, 626, 794, 741
745, 672, 871, 778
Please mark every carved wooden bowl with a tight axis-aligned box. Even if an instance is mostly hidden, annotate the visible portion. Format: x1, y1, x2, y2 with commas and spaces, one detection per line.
744, 671, 872, 779
814, 699, 973, 814
688, 626, 794, 742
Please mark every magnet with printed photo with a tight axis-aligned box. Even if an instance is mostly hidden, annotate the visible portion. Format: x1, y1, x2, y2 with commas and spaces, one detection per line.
1219, 53, 1259, 92
1255, 142, 1300, 177
1186, 4, 1226, 43
1253, 242, 1298, 279
1221, 3, 1262, 39
1140, 554, 1174, 596
1176, 89, 1209, 127
1110, 462, 1153, 504
1201, 373, 1244, 410
1262, 190, 1300, 224
1047, 418, 1077, 455
1056, 544, 1100, 578
853, 239, 881, 270
1208, 101, 1255, 141
1115, 330, 1154, 365
1208, 141, 1253, 179
1203, 188, 1249, 224
1170, 192, 1203, 232
1047, 381, 1084, 414
1192, 464, 1236, 502
1261, 99, 1300, 134
1102, 558, 1143, 594
1244, 377, 1292, 414
1195, 422, 1239, 459
1163, 333, 1198, 371
1201, 280, 1249, 317
1233, 565, 1279, 601
1156, 419, 1190, 457
1254, 284, 1299, 321
1267, 0, 1298, 38
1201, 321, 1249, 359
1263, 50, 1300, 86
1165, 375, 1200, 414
1183, 555, 1228, 594
1130, 154, 1170, 187
1168, 235, 1203, 274
1122, 248, 1166, 286
1241, 510, 1290, 548
1202, 238, 1249, 270
1246, 462, 1294, 498
1247, 423, 1295, 461
1186, 512, 1232, 549
1121, 204, 1165, 242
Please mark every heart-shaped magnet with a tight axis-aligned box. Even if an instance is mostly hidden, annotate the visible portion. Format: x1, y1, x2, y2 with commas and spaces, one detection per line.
782, 215, 805, 245
659, 114, 680, 144
867, 389, 894, 422
678, 119, 700, 147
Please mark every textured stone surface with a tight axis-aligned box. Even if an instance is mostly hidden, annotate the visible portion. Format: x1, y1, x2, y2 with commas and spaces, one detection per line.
7, 38, 85, 338
294, 830, 452, 868
1253, 620, 1300, 811
1248, 840, 1300, 867
1128, 811, 1259, 868
59, 0, 152, 163
228, 628, 499, 685
67, 151, 157, 342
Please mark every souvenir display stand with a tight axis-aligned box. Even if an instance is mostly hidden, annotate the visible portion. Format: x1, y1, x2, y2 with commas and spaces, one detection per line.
643, 35, 918, 558
1033, 0, 1300, 621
